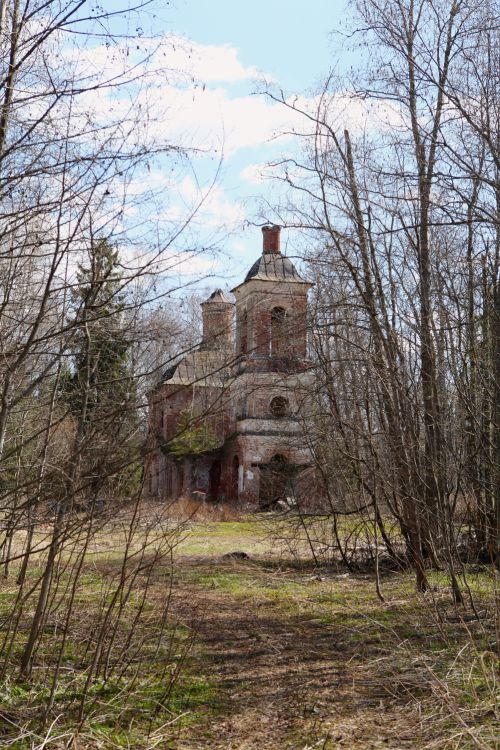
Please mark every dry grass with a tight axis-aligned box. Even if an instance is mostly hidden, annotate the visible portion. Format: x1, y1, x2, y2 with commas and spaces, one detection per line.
161, 495, 245, 523
0, 513, 498, 749
166, 553, 498, 750
160, 519, 498, 750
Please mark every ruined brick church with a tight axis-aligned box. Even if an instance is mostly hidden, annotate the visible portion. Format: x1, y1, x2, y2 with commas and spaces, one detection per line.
146, 225, 316, 508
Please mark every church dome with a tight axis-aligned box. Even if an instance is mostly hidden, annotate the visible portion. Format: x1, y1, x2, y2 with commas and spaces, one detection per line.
242, 224, 307, 283
244, 253, 305, 282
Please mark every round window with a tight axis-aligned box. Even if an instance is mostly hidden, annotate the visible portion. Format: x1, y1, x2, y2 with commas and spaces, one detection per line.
270, 396, 288, 418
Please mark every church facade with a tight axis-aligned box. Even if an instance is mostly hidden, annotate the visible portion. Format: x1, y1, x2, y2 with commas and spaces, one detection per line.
146, 225, 316, 508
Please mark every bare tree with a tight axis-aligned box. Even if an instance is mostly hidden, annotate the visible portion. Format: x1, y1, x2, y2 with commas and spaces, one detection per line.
0, 1, 219, 739
263, 0, 499, 596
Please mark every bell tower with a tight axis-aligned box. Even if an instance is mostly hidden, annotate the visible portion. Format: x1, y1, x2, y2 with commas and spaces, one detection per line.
226, 225, 314, 507
232, 225, 311, 370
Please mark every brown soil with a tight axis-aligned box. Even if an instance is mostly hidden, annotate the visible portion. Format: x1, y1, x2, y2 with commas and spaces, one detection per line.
168, 559, 425, 750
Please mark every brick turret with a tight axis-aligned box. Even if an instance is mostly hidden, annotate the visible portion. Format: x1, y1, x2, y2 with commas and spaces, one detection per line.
200, 289, 234, 350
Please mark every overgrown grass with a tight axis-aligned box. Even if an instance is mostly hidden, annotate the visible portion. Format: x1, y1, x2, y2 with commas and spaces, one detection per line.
0, 521, 218, 748
0, 515, 498, 749
0, 670, 218, 749
0, 517, 262, 748
176, 519, 498, 749
176, 518, 267, 556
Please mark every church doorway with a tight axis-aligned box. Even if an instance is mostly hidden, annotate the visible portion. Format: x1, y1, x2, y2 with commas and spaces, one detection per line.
231, 455, 239, 501
208, 459, 222, 502
258, 454, 295, 510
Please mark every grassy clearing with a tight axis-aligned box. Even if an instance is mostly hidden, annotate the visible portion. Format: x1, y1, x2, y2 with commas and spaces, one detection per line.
176, 519, 268, 556
0, 563, 214, 749
0, 513, 219, 749
173, 518, 498, 749
0, 512, 498, 749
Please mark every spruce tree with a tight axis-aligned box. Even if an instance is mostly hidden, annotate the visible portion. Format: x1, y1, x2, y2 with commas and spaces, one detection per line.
62, 239, 138, 501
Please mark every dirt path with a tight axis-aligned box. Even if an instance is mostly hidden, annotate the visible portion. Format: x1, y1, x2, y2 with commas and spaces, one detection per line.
169, 558, 424, 750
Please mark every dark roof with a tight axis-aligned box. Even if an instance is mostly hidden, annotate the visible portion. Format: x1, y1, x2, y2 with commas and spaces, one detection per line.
244, 253, 306, 283
161, 350, 231, 385
201, 288, 233, 305
162, 364, 178, 381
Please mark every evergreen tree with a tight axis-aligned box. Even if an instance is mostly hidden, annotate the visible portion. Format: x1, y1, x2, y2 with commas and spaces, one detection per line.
65, 240, 127, 414
62, 239, 138, 498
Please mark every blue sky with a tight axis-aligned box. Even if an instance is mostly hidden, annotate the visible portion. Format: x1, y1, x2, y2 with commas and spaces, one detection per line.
159, 0, 352, 287
89, 1, 355, 290
168, 0, 347, 92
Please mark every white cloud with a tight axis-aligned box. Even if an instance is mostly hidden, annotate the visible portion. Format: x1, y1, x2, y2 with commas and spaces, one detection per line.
121, 169, 246, 241
165, 175, 246, 232
137, 247, 222, 278
162, 35, 264, 83
51, 32, 409, 277
239, 162, 272, 184
63, 33, 267, 92
143, 84, 297, 155
62, 32, 406, 166
59, 34, 281, 157
128, 85, 405, 159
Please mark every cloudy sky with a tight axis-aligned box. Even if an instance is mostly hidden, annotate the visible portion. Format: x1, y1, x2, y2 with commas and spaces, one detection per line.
167, 0, 352, 280
94, 0, 358, 289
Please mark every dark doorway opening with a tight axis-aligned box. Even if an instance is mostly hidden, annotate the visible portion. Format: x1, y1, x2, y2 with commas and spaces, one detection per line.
231, 455, 239, 501
258, 454, 295, 510
208, 459, 222, 502
178, 465, 184, 497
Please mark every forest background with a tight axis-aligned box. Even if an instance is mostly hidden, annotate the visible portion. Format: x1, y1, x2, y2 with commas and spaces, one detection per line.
0, 1, 498, 748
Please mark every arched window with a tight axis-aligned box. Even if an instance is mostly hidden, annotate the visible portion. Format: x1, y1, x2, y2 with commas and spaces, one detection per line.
271, 306, 286, 356
240, 310, 248, 354
270, 396, 288, 418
